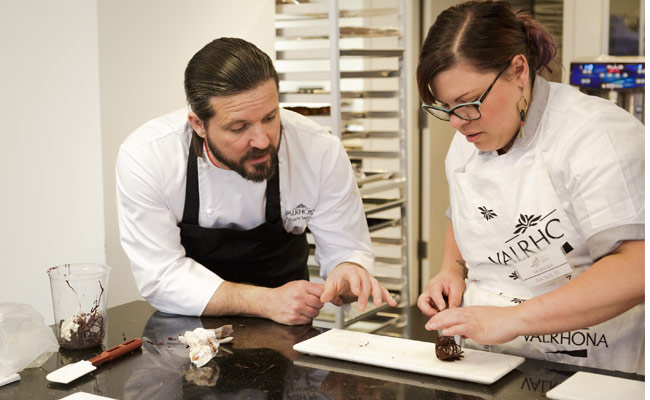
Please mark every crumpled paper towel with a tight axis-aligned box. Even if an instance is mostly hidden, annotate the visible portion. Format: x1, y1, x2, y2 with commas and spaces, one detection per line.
178, 325, 233, 368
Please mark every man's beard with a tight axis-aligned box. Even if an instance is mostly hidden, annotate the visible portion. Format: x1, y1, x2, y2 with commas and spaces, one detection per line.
205, 127, 281, 183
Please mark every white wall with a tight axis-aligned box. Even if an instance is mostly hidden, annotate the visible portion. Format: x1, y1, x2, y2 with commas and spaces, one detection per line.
0, 0, 275, 324
97, 0, 276, 308
0, 0, 105, 325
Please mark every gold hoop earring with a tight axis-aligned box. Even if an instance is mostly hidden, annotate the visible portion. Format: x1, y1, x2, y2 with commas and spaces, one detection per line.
517, 96, 529, 138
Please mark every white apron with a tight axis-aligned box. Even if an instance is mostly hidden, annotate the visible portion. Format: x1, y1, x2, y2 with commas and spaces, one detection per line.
450, 146, 645, 374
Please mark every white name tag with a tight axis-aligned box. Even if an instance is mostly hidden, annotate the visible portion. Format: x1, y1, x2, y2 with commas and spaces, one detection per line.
513, 244, 573, 288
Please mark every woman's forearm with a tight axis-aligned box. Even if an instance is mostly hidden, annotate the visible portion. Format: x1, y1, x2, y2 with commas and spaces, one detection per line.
514, 240, 644, 336
441, 221, 467, 277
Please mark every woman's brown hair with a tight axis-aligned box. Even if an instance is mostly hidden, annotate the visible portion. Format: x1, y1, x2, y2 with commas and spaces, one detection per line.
417, 0, 557, 104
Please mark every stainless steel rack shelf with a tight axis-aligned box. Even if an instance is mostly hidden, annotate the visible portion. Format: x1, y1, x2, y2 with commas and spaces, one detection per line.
276, 0, 409, 336
276, 4, 398, 20
280, 91, 399, 101
276, 48, 404, 60
279, 70, 399, 80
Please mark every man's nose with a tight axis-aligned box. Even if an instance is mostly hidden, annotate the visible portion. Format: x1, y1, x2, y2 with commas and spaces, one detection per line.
249, 124, 270, 148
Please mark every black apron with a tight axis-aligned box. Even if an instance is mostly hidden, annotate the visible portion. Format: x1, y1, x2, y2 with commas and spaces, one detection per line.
178, 146, 309, 288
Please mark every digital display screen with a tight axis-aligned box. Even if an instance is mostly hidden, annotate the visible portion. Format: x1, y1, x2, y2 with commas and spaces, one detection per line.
570, 62, 645, 89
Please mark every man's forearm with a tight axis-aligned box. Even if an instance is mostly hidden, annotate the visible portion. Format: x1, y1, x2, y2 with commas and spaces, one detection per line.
201, 281, 271, 318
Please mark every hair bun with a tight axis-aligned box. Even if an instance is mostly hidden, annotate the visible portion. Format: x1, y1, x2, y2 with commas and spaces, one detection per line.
517, 10, 557, 73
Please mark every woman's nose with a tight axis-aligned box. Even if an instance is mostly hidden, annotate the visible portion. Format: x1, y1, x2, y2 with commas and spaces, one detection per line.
449, 114, 469, 130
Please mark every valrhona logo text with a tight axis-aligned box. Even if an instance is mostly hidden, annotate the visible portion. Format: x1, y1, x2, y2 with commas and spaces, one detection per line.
487, 209, 565, 265
285, 203, 314, 222
525, 328, 610, 358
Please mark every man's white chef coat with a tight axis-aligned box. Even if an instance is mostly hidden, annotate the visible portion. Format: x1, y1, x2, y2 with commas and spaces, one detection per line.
445, 76, 645, 271
116, 108, 374, 315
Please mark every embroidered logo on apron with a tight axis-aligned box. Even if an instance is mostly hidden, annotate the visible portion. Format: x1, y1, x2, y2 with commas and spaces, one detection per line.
478, 206, 497, 220
284, 203, 314, 222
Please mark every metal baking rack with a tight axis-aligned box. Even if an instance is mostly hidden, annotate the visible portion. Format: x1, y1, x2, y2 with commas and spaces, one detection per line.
275, 0, 410, 336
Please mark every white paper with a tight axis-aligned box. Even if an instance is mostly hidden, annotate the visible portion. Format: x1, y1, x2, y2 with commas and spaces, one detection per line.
545, 371, 644, 400
60, 392, 116, 400
0, 373, 20, 387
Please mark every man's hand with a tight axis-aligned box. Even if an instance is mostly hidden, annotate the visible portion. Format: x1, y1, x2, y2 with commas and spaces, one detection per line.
202, 280, 325, 326
320, 262, 397, 312
265, 280, 326, 325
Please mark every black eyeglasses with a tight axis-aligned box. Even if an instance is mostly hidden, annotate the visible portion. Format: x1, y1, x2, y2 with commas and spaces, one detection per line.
421, 63, 510, 121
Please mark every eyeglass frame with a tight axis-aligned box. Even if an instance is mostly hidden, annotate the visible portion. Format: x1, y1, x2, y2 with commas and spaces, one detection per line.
421, 62, 511, 121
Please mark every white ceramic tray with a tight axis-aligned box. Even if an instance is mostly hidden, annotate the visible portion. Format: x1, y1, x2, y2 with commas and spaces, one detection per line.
293, 329, 524, 384
545, 371, 645, 400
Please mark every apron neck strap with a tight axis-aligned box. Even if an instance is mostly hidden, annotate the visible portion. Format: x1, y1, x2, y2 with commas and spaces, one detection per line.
181, 145, 200, 225
264, 161, 281, 224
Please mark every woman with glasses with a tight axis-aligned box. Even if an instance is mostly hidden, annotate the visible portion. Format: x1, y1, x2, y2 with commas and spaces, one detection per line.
417, 0, 644, 373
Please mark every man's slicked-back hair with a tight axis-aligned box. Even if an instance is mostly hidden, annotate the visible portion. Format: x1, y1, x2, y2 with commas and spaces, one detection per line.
184, 38, 279, 155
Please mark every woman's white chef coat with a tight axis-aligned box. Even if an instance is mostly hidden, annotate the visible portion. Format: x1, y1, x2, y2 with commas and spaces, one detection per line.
446, 76, 644, 268
444, 76, 644, 373
116, 108, 374, 316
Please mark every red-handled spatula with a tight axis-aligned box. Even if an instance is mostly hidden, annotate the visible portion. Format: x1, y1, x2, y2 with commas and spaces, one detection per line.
46, 338, 142, 384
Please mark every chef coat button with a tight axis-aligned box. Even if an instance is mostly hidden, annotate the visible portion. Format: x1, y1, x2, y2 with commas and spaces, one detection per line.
206, 208, 213, 215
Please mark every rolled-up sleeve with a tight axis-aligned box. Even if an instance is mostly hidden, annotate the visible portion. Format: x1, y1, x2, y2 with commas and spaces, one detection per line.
562, 109, 645, 259
116, 143, 222, 316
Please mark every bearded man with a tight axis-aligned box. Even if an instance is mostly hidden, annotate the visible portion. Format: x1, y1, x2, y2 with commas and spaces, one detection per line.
116, 37, 396, 324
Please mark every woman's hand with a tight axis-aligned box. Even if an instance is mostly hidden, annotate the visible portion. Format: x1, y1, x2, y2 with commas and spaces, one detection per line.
417, 265, 466, 317
424, 305, 521, 344
418, 220, 467, 317
425, 240, 645, 344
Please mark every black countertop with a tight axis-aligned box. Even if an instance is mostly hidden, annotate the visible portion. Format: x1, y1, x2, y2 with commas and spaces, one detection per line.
3, 300, 643, 399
